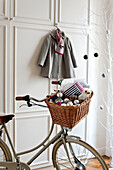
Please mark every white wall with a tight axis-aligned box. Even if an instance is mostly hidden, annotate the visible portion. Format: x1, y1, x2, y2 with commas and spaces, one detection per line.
87, 0, 112, 156
0, 0, 109, 169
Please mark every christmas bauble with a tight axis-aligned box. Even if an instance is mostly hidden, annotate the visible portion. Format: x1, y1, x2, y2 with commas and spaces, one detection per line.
67, 101, 73, 106
57, 92, 63, 98
83, 55, 88, 60
100, 105, 104, 110
94, 53, 99, 57
102, 73, 106, 78
64, 98, 70, 104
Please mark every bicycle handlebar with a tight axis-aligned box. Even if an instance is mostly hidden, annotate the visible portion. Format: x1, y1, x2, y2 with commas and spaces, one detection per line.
16, 80, 63, 102
15, 80, 63, 107
16, 95, 47, 102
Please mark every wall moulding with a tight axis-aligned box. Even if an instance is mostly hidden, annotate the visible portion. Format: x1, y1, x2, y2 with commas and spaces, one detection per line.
11, 24, 52, 114
0, 0, 9, 19
0, 0, 5, 16
14, 114, 51, 165
11, 0, 54, 25
0, 24, 9, 114
56, 0, 90, 29
0, 25, 5, 114
14, 112, 50, 120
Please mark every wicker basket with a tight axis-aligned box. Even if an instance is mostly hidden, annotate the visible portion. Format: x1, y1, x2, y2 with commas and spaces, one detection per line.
45, 91, 93, 129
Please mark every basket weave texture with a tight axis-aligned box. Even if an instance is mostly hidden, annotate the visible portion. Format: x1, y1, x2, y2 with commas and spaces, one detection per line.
45, 91, 93, 129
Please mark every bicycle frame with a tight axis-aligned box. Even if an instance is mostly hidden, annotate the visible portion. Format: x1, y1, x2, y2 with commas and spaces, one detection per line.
1, 122, 65, 165
0, 122, 109, 170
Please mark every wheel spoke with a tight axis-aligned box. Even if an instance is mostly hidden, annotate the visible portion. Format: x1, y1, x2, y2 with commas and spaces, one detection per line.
57, 161, 75, 170
0, 152, 6, 161
0, 139, 12, 169
53, 138, 108, 170
56, 157, 71, 162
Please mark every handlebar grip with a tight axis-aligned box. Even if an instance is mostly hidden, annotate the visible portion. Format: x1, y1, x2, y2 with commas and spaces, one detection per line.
16, 96, 24, 100
52, 81, 59, 85
52, 79, 63, 85
16, 95, 30, 101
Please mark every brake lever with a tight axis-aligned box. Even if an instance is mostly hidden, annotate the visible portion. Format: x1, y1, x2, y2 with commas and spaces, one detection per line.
24, 95, 32, 107
27, 101, 32, 107
19, 101, 32, 108
19, 104, 28, 108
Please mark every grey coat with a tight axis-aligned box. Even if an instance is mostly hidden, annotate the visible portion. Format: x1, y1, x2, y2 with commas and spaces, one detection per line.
37, 30, 77, 78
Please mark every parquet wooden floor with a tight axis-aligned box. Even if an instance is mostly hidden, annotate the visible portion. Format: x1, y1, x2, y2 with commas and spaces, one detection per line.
85, 156, 111, 169
63, 156, 112, 170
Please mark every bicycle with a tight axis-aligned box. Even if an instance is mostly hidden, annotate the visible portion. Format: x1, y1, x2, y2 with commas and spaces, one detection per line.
0, 81, 109, 170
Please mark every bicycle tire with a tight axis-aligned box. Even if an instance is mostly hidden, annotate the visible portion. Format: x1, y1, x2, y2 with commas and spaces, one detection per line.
52, 136, 108, 170
0, 138, 12, 169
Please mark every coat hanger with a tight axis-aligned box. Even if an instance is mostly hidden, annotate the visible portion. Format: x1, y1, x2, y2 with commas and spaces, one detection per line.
55, 23, 60, 31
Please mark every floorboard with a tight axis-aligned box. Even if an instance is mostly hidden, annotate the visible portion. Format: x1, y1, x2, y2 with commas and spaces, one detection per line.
62, 156, 112, 170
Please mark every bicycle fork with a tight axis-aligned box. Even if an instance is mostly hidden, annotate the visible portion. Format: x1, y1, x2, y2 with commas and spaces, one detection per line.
62, 136, 86, 170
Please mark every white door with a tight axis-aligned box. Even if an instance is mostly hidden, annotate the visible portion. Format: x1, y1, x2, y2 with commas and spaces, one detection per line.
0, 0, 101, 169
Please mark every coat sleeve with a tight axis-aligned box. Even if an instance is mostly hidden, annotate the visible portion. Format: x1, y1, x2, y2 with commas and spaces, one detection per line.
37, 35, 50, 67
68, 38, 77, 68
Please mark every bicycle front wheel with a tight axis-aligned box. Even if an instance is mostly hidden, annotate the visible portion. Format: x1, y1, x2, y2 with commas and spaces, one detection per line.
52, 137, 108, 170
0, 138, 12, 169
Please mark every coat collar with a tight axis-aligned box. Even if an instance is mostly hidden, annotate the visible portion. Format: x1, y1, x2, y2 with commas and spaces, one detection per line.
50, 29, 66, 40
50, 30, 56, 40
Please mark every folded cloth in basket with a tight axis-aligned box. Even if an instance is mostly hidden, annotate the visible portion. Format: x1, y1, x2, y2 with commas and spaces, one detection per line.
63, 83, 82, 97
60, 78, 90, 92
75, 81, 84, 92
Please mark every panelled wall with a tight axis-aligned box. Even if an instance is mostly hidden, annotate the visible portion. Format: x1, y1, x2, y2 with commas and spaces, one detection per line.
0, 0, 107, 169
